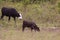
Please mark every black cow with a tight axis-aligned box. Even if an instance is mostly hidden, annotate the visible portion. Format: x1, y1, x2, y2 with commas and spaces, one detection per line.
0, 7, 22, 22
22, 20, 40, 32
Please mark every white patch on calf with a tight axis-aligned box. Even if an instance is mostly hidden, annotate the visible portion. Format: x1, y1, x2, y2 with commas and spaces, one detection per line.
18, 13, 22, 20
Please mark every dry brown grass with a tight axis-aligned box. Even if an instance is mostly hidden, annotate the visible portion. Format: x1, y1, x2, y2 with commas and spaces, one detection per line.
0, 27, 60, 40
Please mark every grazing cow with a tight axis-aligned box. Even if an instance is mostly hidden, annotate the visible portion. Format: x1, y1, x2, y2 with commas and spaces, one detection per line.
22, 20, 40, 32
0, 7, 22, 22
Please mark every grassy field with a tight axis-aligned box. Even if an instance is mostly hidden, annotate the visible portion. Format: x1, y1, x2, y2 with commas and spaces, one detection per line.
0, 0, 60, 40
0, 27, 60, 40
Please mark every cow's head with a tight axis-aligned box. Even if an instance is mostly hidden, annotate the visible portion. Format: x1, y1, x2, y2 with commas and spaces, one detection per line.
18, 13, 23, 20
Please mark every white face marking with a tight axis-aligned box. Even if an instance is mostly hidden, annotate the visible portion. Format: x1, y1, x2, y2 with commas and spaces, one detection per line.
18, 13, 22, 20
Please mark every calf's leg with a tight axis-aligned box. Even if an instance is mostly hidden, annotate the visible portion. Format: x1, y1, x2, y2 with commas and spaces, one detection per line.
31, 26, 34, 31
22, 25, 25, 31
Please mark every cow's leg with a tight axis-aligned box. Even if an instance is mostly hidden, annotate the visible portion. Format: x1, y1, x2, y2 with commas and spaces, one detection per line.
0, 15, 4, 20
13, 17, 16, 23
8, 16, 11, 21
13, 17, 17, 27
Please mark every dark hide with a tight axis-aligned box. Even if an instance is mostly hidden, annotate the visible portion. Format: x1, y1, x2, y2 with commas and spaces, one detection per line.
22, 20, 40, 32
0, 7, 20, 22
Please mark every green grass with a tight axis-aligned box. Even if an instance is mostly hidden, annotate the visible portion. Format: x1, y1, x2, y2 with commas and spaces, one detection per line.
0, 1, 60, 29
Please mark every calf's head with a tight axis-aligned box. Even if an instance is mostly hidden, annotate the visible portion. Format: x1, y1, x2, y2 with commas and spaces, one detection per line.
35, 27, 40, 31
34, 25, 40, 31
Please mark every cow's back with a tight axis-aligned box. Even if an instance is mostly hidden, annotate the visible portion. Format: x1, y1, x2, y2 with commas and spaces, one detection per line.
1, 7, 9, 15
1, 7, 20, 17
